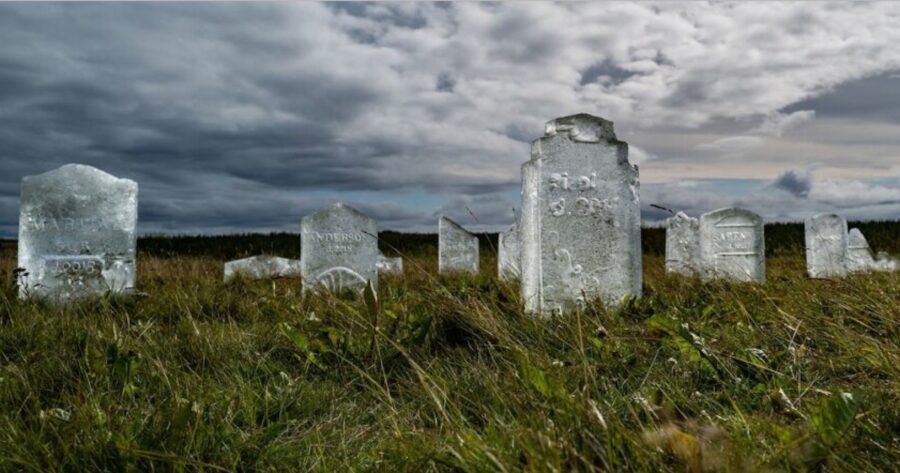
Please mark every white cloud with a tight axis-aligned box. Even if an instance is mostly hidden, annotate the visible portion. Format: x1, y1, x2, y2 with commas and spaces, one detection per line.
1, 2, 900, 232
755, 110, 816, 137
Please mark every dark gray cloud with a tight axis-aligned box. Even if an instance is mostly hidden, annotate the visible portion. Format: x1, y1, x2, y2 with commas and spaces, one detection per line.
769, 169, 812, 198
0, 2, 899, 237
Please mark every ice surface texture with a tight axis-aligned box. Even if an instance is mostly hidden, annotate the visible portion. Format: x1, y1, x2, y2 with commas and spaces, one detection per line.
301, 203, 378, 293
521, 114, 642, 315
438, 216, 479, 274
18, 164, 137, 300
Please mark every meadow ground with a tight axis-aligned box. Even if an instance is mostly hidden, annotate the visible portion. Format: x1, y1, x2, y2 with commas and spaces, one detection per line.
0, 223, 898, 472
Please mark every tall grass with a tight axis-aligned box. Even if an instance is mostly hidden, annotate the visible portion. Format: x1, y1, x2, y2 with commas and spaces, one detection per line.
0, 223, 897, 471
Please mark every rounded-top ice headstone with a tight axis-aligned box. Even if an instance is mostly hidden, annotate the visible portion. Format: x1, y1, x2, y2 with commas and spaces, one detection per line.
665, 212, 700, 275
301, 203, 378, 293
698, 207, 765, 283
17, 164, 138, 300
438, 216, 479, 274
520, 113, 642, 315
805, 213, 848, 279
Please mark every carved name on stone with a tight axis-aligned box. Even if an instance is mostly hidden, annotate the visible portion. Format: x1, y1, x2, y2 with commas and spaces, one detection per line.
698, 207, 765, 283
301, 203, 378, 293
520, 114, 641, 315
17, 164, 138, 300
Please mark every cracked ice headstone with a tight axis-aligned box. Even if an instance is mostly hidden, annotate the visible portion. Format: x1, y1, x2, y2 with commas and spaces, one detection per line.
498, 221, 521, 280
17, 164, 138, 300
438, 216, 479, 274
665, 212, 700, 275
224, 255, 302, 282
699, 207, 765, 283
520, 114, 642, 315
846, 228, 876, 272
805, 214, 847, 279
377, 252, 403, 275
301, 203, 378, 293
845, 228, 898, 272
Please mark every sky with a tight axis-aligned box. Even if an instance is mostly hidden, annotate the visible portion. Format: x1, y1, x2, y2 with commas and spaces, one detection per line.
1, 2, 899, 236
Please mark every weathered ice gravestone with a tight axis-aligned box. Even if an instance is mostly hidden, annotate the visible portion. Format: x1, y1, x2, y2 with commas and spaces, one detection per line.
846, 228, 876, 272
301, 203, 378, 292
665, 212, 700, 275
18, 164, 138, 299
498, 221, 521, 280
845, 228, 898, 272
520, 114, 641, 315
698, 208, 765, 283
224, 256, 302, 282
438, 216, 479, 274
377, 252, 403, 274
805, 214, 847, 279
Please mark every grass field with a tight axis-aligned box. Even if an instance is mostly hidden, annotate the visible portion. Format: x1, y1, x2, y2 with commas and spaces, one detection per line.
0, 222, 898, 472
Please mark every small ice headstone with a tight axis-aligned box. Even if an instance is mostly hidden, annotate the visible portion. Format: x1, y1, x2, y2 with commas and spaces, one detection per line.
520, 114, 642, 315
498, 221, 521, 280
377, 252, 403, 274
17, 164, 137, 300
438, 216, 479, 274
301, 203, 378, 293
665, 212, 700, 275
698, 207, 765, 283
805, 214, 847, 279
845, 228, 899, 272
224, 255, 302, 282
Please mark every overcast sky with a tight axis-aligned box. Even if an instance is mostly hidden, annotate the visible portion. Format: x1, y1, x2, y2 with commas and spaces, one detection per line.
1, 2, 899, 236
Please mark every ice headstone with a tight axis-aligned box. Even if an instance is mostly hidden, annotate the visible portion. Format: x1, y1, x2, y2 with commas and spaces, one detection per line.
377, 252, 403, 275
520, 114, 642, 315
438, 216, 479, 274
17, 164, 138, 300
665, 212, 700, 275
805, 214, 848, 279
846, 228, 876, 272
698, 207, 765, 283
301, 203, 378, 292
224, 255, 302, 282
845, 228, 899, 272
498, 221, 521, 280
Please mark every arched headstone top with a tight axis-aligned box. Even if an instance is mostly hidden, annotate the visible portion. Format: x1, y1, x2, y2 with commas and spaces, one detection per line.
703, 207, 763, 225
543, 113, 619, 143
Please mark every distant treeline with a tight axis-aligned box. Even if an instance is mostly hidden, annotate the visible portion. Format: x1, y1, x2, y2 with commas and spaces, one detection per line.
0, 220, 896, 261
135, 220, 899, 260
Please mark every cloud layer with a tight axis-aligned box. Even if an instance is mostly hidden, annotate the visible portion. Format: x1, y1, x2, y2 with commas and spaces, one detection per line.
0, 2, 898, 235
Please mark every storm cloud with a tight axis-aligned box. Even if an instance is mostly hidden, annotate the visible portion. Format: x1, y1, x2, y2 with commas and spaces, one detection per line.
0, 2, 899, 236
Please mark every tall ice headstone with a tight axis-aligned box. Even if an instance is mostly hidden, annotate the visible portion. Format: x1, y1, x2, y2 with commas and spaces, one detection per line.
17, 164, 138, 299
805, 214, 847, 279
665, 212, 700, 275
698, 207, 765, 283
301, 203, 378, 292
498, 221, 521, 280
438, 216, 479, 274
520, 114, 641, 315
